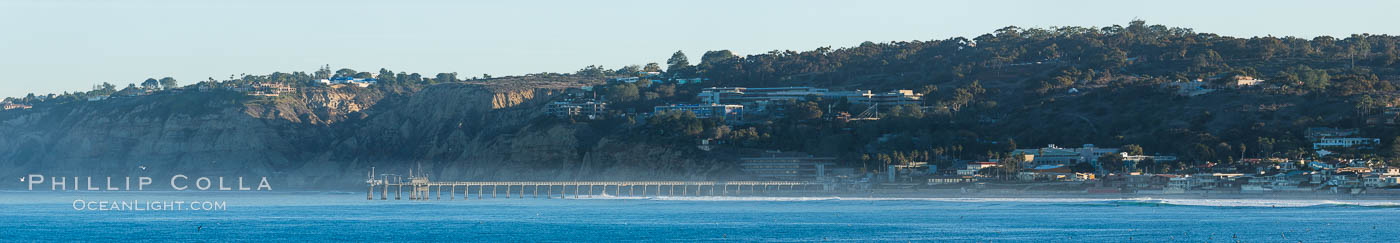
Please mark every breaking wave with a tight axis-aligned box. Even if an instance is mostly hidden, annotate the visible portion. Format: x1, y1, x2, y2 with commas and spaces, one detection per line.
577, 194, 1400, 208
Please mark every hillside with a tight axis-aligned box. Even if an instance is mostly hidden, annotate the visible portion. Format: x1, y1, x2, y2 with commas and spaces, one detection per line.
4, 21, 1400, 189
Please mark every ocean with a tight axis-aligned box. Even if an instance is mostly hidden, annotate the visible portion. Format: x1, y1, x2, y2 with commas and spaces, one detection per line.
2, 191, 1398, 242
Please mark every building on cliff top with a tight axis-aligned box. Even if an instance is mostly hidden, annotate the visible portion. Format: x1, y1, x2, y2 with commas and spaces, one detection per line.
654, 103, 744, 121
2, 102, 32, 110
546, 100, 607, 119
319, 77, 377, 87
697, 87, 923, 107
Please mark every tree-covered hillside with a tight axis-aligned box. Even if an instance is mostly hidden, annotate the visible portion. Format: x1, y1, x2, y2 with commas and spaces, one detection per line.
6, 20, 1400, 178
624, 20, 1400, 173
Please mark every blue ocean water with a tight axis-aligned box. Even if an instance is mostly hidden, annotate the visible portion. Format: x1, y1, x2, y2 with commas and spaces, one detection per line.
2, 191, 1399, 242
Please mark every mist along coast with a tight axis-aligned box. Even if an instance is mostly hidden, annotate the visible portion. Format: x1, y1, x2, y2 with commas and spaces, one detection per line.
2, 190, 1398, 241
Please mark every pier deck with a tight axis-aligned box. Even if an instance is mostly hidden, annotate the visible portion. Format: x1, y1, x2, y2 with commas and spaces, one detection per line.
366, 179, 820, 200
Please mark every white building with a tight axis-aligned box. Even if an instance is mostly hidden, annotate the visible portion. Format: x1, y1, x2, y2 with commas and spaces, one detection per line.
1313, 137, 1381, 149
654, 104, 745, 120
1011, 144, 1120, 167
848, 90, 923, 105
546, 100, 607, 119
697, 87, 922, 106
957, 161, 999, 176
319, 77, 377, 87
1120, 152, 1178, 170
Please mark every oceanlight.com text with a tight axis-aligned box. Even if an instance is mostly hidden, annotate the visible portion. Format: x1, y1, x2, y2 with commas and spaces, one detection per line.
72, 199, 227, 211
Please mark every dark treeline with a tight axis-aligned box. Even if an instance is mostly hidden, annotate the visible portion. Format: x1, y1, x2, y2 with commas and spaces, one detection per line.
694, 20, 1397, 91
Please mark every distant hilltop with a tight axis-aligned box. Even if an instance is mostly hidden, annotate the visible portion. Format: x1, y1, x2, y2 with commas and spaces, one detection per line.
4, 21, 1400, 189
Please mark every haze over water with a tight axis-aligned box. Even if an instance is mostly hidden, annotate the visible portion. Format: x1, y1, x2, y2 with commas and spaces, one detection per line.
4, 191, 1398, 241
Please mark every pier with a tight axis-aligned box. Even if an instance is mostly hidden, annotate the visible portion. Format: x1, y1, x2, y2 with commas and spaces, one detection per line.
365, 168, 819, 200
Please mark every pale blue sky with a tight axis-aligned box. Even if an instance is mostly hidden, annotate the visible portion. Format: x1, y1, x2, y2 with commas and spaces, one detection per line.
2, 0, 1397, 98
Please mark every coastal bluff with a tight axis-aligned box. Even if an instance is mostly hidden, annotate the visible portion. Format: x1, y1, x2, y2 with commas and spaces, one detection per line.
0, 80, 731, 190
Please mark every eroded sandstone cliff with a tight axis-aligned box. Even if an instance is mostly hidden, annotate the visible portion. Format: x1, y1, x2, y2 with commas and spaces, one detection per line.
0, 82, 735, 190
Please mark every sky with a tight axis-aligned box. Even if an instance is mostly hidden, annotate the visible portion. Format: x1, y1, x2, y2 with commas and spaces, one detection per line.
2, 0, 1398, 98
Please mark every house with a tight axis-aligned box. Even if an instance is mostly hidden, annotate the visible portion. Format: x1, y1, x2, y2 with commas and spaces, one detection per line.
957, 161, 999, 176
1307, 161, 1335, 170
1165, 177, 1192, 193
193, 82, 219, 92
654, 104, 744, 120
1313, 137, 1380, 149
248, 83, 295, 97
1336, 167, 1373, 174
319, 77, 377, 87
1378, 108, 1400, 125
1379, 167, 1400, 176
739, 151, 837, 180
1120, 153, 1178, 170
1277, 159, 1301, 171
1, 102, 31, 110
1305, 127, 1359, 141
1224, 75, 1264, 87
1329, 174, 1363, 188
610, 77, 641, 84
1188, 173, 1244, 190
927, 175, 978, 185
546, 100, 607, 119
888, 162, 931, 179
1165, 79, 1215, 96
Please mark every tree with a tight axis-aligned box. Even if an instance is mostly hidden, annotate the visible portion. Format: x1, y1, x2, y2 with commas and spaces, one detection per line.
944, 81, 984, 114
888, 104, 925, 119
705, 125, 731, 140
91, 82, 116, 96
997, 154, 1025, 180
667, 50, 690, 70
599, 83, 639, 102
1070, 162, 1097, 173
667, 51, 692, 77
434, 73, 459, 83
575, 65, 608, 78
1121, 144, 1143, 156
1000, 138, 1018, 154
644, 62, 666, 72
1190, 143, 1214, 164
378, 68, 396, 83
1389, 137, 1400, 159
1280, 65, 1330, 90
648, 110, 703, 137
140, 78, 160, 90
788, 101, 823, 120
158, 77, 178, 90
616, 65, 642, 75
917, 84, 938, 97
699, 50, 736, 65
1099, 153, 1125, 174
335, 68, 358, 78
